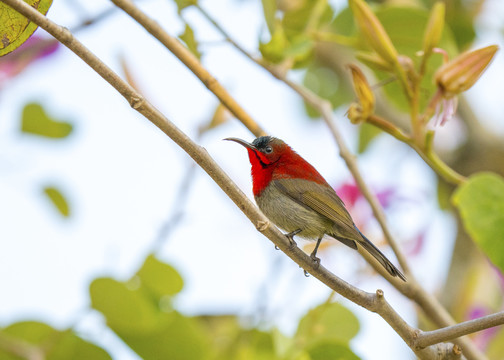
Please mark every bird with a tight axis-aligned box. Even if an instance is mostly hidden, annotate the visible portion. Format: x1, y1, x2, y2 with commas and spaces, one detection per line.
225, 135, 406, 281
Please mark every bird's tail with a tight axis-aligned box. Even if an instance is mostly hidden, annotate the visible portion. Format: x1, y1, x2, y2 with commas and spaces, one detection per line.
357, 230, 406, 282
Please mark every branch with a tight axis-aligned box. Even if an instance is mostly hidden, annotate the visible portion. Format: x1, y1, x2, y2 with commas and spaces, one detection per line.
416, 311, 504, 349
0, 0, 474, 358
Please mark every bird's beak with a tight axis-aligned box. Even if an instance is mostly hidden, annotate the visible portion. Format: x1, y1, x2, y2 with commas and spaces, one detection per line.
224, 137, 257, 150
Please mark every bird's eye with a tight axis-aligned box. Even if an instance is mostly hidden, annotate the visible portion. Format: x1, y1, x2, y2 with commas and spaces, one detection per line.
264, 146, 273, 154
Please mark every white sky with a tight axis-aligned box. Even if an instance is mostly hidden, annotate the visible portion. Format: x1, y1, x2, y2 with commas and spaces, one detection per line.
0, 0, 503, 359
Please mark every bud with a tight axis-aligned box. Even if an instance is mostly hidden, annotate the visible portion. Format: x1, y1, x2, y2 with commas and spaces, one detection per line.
347, 64, 374, 123
435, 45, 498, 97
422, 2, 445, 58
349, 0, 398, 67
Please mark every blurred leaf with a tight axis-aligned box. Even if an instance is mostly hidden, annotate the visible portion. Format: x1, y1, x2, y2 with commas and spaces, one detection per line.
357, 122, 382, 153
0, 0, 53, 56
305, 341, 360, 360
173, 0, 197, 14
199, 102, 232, 136
368, 6, 457, 112
21, 102, 73, 138
303, 64, 352, 117
90, 273, 210, 360
43, 186, 70, 217
136, 254, 184, 299
0, 321, 111, 360
282, 0, 333, 40
443, 0, 479, 49
295, 301, 359, 348
119, 312, 210, 360
259, 24, 289, 63
90, 277, 160, 332
179, 24, 201, 60
452, 173, 504, 272
261, 0, 277, 35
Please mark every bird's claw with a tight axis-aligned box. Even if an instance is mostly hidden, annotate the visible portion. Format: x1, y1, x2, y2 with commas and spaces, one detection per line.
310, 254, 321, 268
285, 229, 301, 248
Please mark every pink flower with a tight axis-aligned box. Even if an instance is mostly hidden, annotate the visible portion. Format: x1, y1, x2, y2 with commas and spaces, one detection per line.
0, 35, 59, 88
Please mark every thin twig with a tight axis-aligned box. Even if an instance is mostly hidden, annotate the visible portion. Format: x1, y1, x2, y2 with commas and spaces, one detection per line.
0, 0, 477, 358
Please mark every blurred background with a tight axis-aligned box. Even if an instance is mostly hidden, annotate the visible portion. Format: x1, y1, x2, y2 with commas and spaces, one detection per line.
1, 0, 504, 359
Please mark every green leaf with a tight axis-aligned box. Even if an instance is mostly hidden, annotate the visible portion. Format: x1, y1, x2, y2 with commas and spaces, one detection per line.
43, 186, 70, 217
357, 122, 382, 153
295, 302, 359, 348
179, 24, 201, 60
282, 0, 334, 40
306, 341, 360, 360
90, 275, 210, 360
302, 63, 353, 118
173, 0, 197, 14
452, 173, 504, 272
0, 321, 111, 360
90, 277, 161, 332
136, 254, 184, 299
259, 25, 289, 64
21, 102, 73, 138
0, 0, 53, 56
261, 0, 277, 35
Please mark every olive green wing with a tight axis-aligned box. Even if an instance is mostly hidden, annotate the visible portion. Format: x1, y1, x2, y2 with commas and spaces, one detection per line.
273, 179, 361, 247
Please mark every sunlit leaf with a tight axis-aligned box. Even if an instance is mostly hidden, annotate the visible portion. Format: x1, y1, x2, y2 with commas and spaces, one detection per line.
295, 301, 359, 348
0, 321, 111, 360
173, 0, 197, 14
136, 254, 184, 299
261, 0, 277, 35
452, 173, 504, 272
306, 341, 360, 360
21, 102, 73, 138
259, 24, 289, 63
0, 0, 53, 56
90, 272, 210, 360
90, 277, 160, 333
43, 186, 70, 217
179, 23, 201, 60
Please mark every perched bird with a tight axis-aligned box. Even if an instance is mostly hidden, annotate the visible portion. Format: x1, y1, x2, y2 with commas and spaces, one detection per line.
225, 135, 406, 281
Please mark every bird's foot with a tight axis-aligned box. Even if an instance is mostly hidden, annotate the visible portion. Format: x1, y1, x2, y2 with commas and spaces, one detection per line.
285, 229, 301, 248
303, 254, 321, 277
310, 253, 321, 268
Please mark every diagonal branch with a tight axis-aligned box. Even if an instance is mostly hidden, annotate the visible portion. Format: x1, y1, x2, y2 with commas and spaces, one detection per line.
0, 0, 477, 358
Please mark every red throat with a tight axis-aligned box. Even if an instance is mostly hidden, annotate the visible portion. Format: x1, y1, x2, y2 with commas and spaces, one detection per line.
247, 146, 327, 196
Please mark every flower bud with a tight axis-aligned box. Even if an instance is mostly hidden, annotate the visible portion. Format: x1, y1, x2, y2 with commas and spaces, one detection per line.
347, 65, 374, 123
435, 45, 498, 97
349, 0, 398, 67
422, 2, 445, 58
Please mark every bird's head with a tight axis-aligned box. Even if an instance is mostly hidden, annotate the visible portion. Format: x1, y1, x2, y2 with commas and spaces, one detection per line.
224, 136, 286, 167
